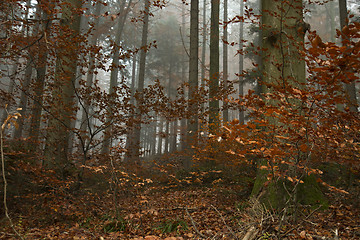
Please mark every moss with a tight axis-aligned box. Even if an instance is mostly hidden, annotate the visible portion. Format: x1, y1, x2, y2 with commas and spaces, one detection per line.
297, 174, 328, 210
251, 160, 328, 210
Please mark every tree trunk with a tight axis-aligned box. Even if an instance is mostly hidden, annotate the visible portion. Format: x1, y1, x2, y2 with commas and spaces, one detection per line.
339, 0, 358, 113
209, 0, 220, 134
239, 0, 245, 124
157, 116, 163, 155
222, 0, 228, 123
44, 0, 82, 178
125, 0, 150, 164
102, 0, 132, 154
13, 0, 37, 139
80, 1, 102, 142
184, 0, 199, 169
29, 7, 52, 144
170, 120, 177, 153
180, 4, 187, 152
200, 0, 207, 129
125, 54, 137, 156
251, 0, 327, 210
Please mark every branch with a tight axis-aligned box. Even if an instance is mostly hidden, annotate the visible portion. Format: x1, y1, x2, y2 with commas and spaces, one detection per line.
1, 112, 25, 240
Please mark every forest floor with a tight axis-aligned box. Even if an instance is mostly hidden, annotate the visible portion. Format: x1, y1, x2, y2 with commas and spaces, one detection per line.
1, 166, 360, 239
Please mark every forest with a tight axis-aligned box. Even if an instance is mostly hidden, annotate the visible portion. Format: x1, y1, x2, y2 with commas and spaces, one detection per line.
0, 0, 359, 239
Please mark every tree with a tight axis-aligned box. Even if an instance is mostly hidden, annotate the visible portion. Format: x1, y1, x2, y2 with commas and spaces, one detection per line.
28, 6, 52, 145
209, 0, 220, 133
238, 0, 245, 124
44, 0, 83, 177
102, 0, 133, 154
125, 0, 150, 163
79, 0, 102, 143
250, 0, 326, 209
222, 0, 228, 123
339, 0, 358, 113
185, 0, 199, 168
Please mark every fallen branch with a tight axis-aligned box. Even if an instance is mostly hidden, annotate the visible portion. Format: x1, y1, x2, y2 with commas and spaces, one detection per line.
211, 204, 239, 239
185, 207, 206, 238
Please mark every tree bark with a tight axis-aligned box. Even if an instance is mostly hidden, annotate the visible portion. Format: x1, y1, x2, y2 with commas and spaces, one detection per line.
184, 0, 199, 168
209, 0, 220, 134
239, 0, 245, 124
102, 0, 133, 154
125, 0, 150, 163
80, 1, 102, 142
44, 0, 82, 178
339, 0, 358, 113
222, 0, 229, 123
251, 0, 327, 209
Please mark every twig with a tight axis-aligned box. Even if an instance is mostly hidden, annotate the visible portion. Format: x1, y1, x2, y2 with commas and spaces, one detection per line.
1, 113, 25, 240
211, 204, 239, 240
242, 226, 258, 240
280, 204, 322, 237
185, 207, 206, 238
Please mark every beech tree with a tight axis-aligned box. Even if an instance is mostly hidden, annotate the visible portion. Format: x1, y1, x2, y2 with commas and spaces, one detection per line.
248, 0, 326, 208
209, 0, 220, 134
222, 0, 228, 122
339, 0, 358, 113
125, 0, 150, 163
44, 0, 83, 177
102, 0, 133, 154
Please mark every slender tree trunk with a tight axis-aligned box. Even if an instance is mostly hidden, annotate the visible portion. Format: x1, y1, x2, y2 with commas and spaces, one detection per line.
13, 0, 36, 139
200, 0, 207, 128
80, 1, 102, 140
150, 118, 156, 155
13, 59, 33, 139
126, 0, 150, 164
184, 0, 199, 168
170, 120, 177, 152
239, 0, 245, 124
0, 64, 17, 127
180, 4, 187, 151
339, 0, 358, 113
125, 54, 137, 154
102, 0, 132, 154
157, 116, 163, 155
209, 0, 220, 133
29, 8, 52, 144
222, 0, 229, 123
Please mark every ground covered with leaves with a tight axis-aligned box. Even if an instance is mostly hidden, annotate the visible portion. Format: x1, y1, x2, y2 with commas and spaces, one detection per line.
1, 163, 360, 240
